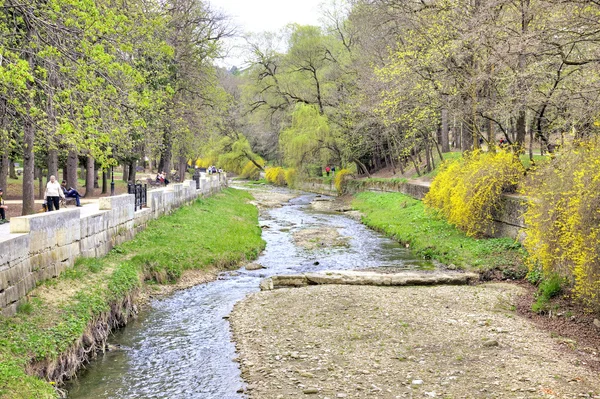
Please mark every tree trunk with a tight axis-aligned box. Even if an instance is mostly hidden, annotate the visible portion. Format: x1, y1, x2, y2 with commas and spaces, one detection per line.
94, 165, 99, 188
67, 149, 78, 189
441, 106, 450, 152
461, 121, 471, 152
424, 138, 432, 172
128, 160, 136, 182
487, 118, 495, 153
516, 110, 526, 150
0, 148, 8, 196
22, 117, 35, 215
36, 167, 44, 200
122, 164, 129, 182
409, 154, 421, 177
9, 159, 17, 179
47, 149, 58, 182
179, 156, 187, 182
159, 129, 172, 174
85, 155, 94, 197
102, 170, 108, 194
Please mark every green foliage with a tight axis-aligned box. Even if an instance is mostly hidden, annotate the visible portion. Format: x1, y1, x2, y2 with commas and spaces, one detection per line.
0, 189, 264, 398
532, 274, 564, 313
352, 192, 525, 272
522, 140, 600, 309
279, 104, 338, 172
424, 149, 525, 237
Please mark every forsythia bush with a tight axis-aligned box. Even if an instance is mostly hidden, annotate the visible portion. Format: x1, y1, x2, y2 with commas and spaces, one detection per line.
424, 149, 525, 237
523, 140, 600, 308
240, 161, 262, 180
334, 169, 352, 194
265, 167, 287, 186
284, 168, 297, 188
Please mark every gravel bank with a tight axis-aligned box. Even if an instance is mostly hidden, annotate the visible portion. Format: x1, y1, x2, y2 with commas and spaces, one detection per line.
230, 283, 600, 398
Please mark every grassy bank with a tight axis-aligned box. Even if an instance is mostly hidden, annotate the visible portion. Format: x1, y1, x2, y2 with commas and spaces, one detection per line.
0, 188, 264, 399
352, 192, 525, 276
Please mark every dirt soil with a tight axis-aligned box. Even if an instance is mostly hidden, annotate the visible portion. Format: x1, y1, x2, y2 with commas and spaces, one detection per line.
231, 283, 600, 399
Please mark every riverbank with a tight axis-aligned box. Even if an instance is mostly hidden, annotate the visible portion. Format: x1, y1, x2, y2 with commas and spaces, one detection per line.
0, 188, 264, 399
231, 283, 600, 398
351, 191, 526, 278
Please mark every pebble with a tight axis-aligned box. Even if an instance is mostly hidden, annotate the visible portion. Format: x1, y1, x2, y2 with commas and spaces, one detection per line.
303, 388, 318, 394
412, 380, 424, 385
483, 340, 499, 347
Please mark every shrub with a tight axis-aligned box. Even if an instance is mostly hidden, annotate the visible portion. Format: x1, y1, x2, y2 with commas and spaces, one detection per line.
265, 167, 287, 186
531, 274, 564, 313
240, 161, 262, 180
523, 139, 600, 308
284, 168, 297, 188
424, 149, 525, 237
334, 169, 352, 194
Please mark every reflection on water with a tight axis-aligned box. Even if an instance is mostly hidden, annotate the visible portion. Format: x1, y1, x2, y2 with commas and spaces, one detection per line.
67, 188, 432, 399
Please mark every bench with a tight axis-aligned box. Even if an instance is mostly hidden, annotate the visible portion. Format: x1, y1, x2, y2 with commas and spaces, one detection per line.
146, 178, 163, 187
60, 197, 77, 207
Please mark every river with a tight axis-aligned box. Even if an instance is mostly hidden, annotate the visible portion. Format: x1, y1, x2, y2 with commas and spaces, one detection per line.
67, 187, 431, 399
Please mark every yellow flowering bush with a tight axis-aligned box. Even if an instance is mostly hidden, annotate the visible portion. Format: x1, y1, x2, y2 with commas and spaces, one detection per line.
334, 169, 352, 194
240, 161, 262, 180
523, 140, 600, 309
265, 167, 287, 186
424, 149, 525, 237
284, 168, 298, 188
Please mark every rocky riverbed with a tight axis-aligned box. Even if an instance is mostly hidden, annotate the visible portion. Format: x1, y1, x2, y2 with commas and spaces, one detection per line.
230, 283, 600, 399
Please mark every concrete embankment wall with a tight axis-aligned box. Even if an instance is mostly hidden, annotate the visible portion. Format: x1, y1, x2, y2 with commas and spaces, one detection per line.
298, 178, 526, 240
0, 174, 227, 317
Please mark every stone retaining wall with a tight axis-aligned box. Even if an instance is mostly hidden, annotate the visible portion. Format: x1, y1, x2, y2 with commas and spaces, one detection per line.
0, 174, 227, 316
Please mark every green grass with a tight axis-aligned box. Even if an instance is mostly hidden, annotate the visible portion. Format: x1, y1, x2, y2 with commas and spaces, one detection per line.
413, 151, 463, 179
352, 192, 525, 274
0, 188, 264, 399
519, 154, 549, 170
532, 274, 564, 313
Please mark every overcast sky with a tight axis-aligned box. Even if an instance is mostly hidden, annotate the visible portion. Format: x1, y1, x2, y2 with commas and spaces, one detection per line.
211, 0, 324, 68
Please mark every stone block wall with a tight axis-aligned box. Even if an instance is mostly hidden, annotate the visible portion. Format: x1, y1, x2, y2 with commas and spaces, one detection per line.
0, 174, 227, 316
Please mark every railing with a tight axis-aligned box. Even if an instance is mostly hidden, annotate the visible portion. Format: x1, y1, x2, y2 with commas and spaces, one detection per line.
128, 181, 147, 211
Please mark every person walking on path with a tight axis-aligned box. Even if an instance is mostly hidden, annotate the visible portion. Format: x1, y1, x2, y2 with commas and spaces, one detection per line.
61, 180, 82, 207
0, 188, 8, 223
45, 175, 65, 211
325, 166, 331, 177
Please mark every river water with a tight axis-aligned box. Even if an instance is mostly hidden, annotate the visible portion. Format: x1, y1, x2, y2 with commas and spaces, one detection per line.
67, 188, 431, 399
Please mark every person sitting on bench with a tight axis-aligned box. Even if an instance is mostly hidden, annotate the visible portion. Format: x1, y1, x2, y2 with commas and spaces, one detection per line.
61, 180, 82, 207
0, 188, 8, 224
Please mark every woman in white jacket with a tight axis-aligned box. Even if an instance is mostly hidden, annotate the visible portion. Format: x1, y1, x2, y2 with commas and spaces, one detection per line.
45, 175, 65, 211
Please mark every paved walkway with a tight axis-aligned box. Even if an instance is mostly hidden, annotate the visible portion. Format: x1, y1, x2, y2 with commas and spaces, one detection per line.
0, 202, 102, 238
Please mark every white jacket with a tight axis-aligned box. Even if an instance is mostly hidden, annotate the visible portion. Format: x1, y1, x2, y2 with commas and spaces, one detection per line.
46, 181, 65, 198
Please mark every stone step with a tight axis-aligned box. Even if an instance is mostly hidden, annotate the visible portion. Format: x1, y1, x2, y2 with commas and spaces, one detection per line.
259, 270, 479, 291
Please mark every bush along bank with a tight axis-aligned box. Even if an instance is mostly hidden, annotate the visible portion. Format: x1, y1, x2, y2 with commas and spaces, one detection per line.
0, 188, 265, 399
352, 191, 526, 278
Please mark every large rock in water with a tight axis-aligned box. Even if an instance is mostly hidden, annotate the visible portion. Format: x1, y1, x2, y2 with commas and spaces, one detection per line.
245, 263, 265, 271
259, 270, 479, 290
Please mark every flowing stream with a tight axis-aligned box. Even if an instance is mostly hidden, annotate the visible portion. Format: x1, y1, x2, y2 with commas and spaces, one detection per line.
67, 187, 432, 399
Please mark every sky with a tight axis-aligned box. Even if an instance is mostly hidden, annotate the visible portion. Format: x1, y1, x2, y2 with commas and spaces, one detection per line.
210, 0, 324, 69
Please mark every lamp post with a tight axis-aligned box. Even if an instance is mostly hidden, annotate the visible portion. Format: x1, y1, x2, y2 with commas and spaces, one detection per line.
110, 166, 115, 196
